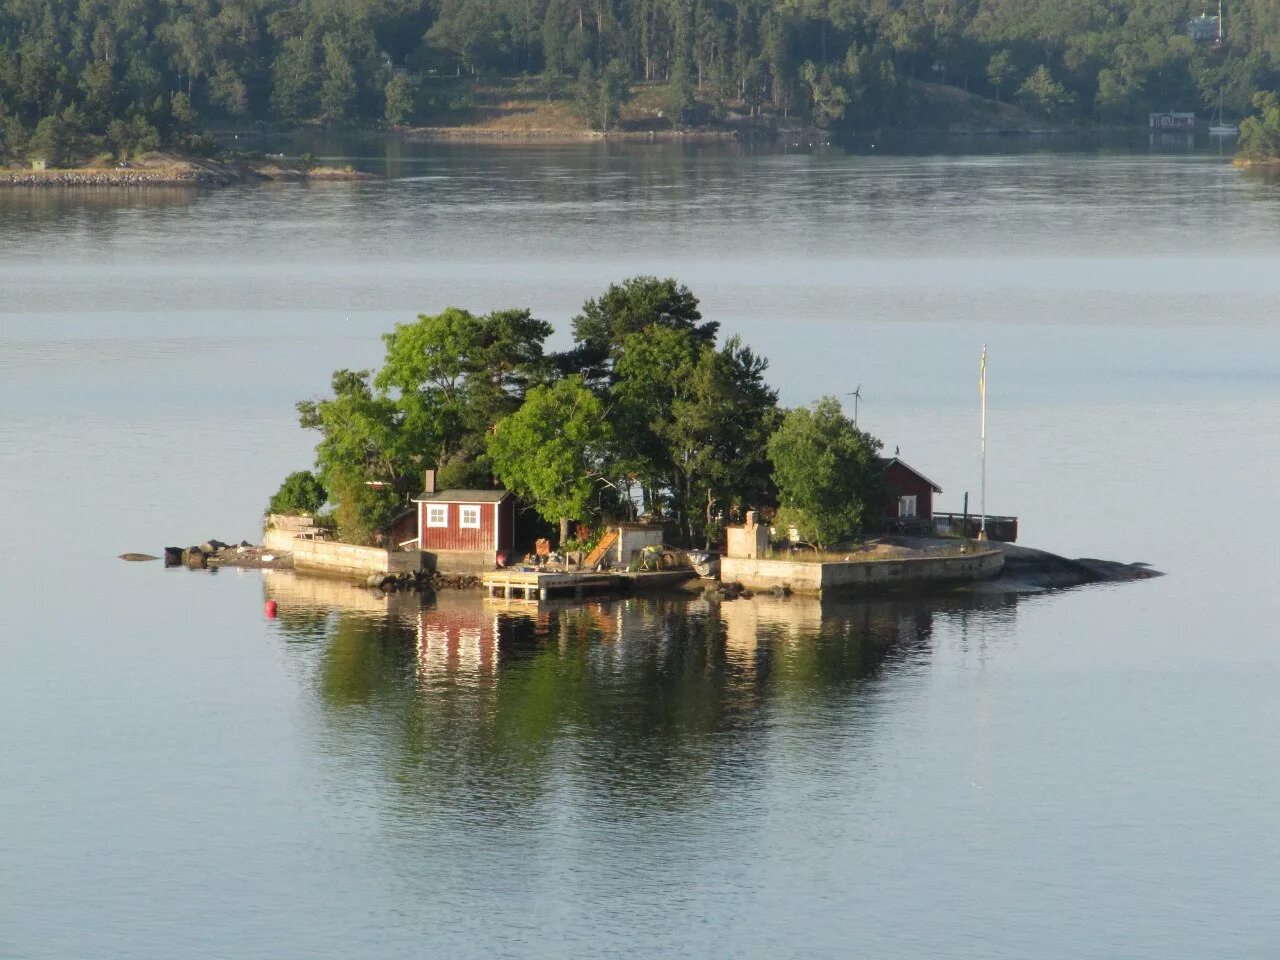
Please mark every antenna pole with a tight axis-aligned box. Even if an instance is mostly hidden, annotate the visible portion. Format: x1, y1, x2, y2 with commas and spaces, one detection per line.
979, 345, 988, 540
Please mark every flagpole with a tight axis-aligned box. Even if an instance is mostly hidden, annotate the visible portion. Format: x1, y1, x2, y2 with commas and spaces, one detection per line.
979, 345, 988, 541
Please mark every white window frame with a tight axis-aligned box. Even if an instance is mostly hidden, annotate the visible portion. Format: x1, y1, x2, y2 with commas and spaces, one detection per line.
898, 495, 918, 518
426, 504, 448, 528
459, 505, 481, 529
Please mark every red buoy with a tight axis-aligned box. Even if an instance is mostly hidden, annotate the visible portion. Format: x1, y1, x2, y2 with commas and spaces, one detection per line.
264, 600, 278, 619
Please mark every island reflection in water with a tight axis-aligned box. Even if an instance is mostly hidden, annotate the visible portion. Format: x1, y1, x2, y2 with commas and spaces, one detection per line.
263, 572, 1020, 814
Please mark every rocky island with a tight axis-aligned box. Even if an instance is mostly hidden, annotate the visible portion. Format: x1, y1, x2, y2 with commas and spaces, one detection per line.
1, 152, 379, 188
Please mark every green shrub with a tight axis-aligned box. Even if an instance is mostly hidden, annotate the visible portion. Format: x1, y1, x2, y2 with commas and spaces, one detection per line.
267, 470, 327, 516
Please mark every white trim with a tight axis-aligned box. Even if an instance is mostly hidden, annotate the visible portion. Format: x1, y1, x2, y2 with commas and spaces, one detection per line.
493, 502, 500, 551
412, 492, 512, 504
426, 504, 448, 528
459, 505, 481, 529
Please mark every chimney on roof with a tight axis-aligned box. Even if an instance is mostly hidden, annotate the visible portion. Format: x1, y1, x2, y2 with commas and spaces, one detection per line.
424, 469, 436, 495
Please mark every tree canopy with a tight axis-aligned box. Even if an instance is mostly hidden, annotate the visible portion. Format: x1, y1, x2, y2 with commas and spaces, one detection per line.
283, 279, 894, 551
767, 395, 883, 548
487, 375, 616, 543
7, 0, 1280, 164
284, 277, 794, 546
1238, 90, 1280, 159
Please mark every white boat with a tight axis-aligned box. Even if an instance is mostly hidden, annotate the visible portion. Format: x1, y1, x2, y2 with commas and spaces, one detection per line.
1210, 88, 1238, 137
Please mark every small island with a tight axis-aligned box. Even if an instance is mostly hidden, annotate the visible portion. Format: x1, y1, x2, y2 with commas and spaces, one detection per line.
232, 275, 1158, 600
1, 150, 377, 187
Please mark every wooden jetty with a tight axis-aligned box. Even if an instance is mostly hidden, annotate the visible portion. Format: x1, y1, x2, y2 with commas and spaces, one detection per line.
482, 568, 694, 602
483, 570, 622, 601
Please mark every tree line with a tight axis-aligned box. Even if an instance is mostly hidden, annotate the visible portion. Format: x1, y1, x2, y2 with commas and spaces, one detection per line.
270, 277, 885, 551
4, 0, 1280, 159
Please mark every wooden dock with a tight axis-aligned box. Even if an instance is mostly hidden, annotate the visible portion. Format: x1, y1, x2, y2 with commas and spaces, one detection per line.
482, 568, 695, 602
483, 570, 622, 601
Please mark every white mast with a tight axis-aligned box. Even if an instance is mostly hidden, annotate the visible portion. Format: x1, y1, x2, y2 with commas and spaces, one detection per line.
979, 345, 988, 540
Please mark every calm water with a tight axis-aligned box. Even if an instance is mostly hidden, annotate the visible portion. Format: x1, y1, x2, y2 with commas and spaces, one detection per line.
2, 143, 1278, 958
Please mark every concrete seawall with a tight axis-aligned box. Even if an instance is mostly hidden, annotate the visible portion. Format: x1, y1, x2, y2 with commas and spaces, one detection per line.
720, 548, 1005, 596
263, 529, 424, 578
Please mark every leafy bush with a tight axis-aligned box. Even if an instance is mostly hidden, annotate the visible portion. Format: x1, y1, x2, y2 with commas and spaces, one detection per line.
267, 470, 327, 516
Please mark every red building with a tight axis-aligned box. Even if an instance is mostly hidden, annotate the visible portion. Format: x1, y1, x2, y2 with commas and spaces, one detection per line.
411, 470, 516, 570
880, 457, 942, 524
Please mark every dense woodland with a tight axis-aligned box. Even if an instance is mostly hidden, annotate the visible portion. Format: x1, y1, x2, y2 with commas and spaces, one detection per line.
271, 277, 886, 550
4, 0, 1280, 160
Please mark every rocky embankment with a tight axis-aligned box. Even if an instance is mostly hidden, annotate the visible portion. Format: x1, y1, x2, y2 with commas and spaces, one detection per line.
2, 153, 379, 187
969, 542, 1161, 593
2, 164, 233, 186
366, 570, 482, 593
118, 540, 293, 569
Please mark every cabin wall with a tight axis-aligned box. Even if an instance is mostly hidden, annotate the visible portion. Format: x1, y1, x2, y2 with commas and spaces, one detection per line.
420, 501, 501, 552
883, 463, 935, 520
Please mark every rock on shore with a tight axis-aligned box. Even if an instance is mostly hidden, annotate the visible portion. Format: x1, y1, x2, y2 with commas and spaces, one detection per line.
157, 539, 293, 570
967, 542, 1161, 593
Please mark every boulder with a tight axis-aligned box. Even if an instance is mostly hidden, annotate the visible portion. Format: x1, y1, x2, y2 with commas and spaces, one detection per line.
164, 547, 184, 567
119, 553, 158, 561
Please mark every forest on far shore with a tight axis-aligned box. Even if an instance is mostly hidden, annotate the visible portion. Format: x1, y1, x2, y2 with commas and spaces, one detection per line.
3, 0, 1280, 163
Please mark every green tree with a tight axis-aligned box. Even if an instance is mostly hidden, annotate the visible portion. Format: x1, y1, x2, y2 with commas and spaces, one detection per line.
267, 470, 328, 516
568, 275, 718, 385
384, 73, 415, 124
297, 369, 420, 543
271, 34, 320, 121
28, 112, 72, 165
1016, 65, 1075, 121
1239, 90, 1280, 161
767, 396, 883, 548
376, 306, 553, 467
801, 60, 849, 126
986, 50, 1016, 102
575, 58, 630, 131
612, 326, 777, 544
488, 375, 616, 545
319, 35, 358, 122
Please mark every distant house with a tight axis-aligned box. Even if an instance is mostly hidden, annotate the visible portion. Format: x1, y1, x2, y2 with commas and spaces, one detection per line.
411, 470, 516, 572
1150, 111, 1196, 131
1187, 15, 1220, 43
880, 457, 942, 526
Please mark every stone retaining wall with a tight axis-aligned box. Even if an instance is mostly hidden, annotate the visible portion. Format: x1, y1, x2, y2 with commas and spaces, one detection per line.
720, 548, 1005, 596
421, 550, 497, 575
263, 529, 424, 577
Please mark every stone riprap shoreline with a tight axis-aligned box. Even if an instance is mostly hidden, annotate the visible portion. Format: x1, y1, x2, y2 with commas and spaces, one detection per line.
2, 164, 231, 187
2, 154, 378, 188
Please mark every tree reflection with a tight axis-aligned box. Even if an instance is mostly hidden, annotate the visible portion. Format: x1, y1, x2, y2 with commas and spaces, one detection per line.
287, 584, 1021, 817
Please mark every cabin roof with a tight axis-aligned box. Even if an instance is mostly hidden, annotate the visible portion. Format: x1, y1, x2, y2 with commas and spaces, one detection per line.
878, 457, 943, 494
413, 488, 511, 503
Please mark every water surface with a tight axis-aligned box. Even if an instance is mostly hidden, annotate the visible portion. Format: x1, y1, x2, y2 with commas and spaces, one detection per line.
1, 143, 1278, 958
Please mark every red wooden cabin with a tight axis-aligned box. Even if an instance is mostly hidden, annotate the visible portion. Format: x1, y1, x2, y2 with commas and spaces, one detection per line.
411, 470, 515, 568
880, 457, 942, 524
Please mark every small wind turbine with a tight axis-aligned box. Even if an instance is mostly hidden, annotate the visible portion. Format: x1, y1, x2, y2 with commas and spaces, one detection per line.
845, 384, 864, 427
